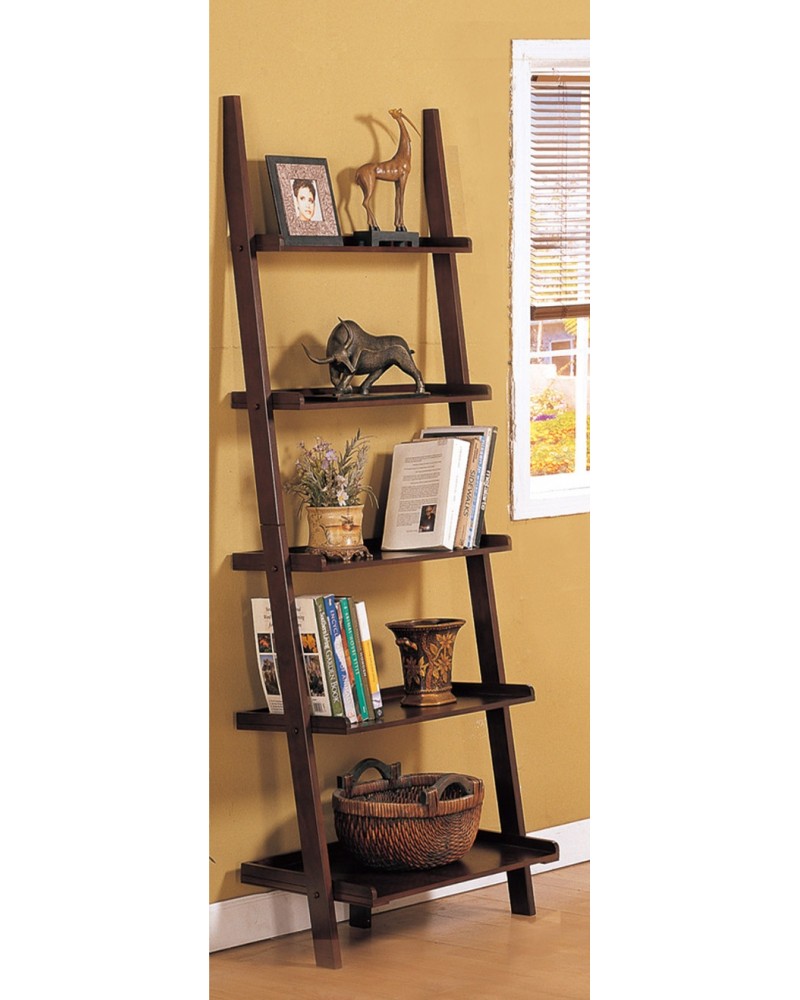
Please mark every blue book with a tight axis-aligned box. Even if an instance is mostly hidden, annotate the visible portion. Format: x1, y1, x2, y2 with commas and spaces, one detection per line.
338, 596, 374, 721
321, 594, 359, 723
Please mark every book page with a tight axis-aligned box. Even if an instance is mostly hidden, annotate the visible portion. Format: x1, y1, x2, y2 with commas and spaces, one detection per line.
382, 438, 469, 550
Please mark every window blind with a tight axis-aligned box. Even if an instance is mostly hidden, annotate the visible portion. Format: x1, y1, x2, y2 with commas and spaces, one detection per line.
530, 75, 590, 320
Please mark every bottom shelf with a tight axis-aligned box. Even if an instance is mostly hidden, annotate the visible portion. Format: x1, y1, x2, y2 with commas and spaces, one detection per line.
240, 830, 559, 909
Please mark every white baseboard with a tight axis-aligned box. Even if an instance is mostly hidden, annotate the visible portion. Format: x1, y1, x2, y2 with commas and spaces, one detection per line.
209, 819, 589, 953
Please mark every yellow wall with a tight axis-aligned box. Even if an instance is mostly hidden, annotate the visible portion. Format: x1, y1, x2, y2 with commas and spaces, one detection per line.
210, 0, 590, 904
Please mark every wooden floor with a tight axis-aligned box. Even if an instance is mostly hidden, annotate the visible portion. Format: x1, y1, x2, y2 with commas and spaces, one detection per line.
209, 863, 589, 999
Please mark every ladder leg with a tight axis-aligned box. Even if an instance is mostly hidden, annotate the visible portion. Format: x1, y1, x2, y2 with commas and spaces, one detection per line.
288, 742, 342, 967
223, 94, 343, 969
468, 554, 537, 916
306, 890, 343, 968
506, 868, 537, 916
349, 905, 372, 929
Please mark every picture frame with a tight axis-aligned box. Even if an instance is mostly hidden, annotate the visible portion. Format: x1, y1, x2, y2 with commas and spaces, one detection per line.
265, 155, 343, 246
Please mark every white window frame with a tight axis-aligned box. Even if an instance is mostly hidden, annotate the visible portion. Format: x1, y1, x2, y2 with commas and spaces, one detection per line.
510, 39, 590, 519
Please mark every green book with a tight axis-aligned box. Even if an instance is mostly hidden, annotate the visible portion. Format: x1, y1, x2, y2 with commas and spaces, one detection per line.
307, 595, 344, 717
337, 596, 373, 721
293, 595, 334, 716
322, 594, 359, 724
332, 600, 363, 721
342, 596, 376, 721
355, 599, 383, 717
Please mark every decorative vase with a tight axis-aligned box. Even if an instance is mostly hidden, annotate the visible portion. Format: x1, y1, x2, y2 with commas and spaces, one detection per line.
305, 505, 372, 562
385, 618, 466, 707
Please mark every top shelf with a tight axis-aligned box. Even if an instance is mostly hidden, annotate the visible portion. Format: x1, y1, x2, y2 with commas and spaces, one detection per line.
252, 235, 472, 254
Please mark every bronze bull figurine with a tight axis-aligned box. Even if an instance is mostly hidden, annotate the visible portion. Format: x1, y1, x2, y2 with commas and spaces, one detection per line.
303, 317, 426, 396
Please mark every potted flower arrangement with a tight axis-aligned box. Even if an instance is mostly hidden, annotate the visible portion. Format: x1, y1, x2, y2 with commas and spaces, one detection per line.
285, 430, 376, 562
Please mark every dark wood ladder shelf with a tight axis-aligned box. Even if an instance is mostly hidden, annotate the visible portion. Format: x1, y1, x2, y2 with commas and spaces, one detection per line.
253, 234, 472, 253
241, 831, 559, 912
236, 681, 535, 734
231, 534, 512, 573
229, 383, 492, 410
221, 93, 557, 970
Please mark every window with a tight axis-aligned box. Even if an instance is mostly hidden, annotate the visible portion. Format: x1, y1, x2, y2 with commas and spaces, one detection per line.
511, 40, 590, 519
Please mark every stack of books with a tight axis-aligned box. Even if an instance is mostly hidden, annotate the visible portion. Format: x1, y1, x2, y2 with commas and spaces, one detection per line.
251, 594, 383, 722
381, 425, 498, 552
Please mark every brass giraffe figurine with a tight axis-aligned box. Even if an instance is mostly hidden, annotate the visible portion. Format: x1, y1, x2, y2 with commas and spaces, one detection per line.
355, 108, 421, 232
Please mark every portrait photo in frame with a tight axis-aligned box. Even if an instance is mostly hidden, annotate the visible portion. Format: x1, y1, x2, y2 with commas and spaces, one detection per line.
265, 156, 343, 246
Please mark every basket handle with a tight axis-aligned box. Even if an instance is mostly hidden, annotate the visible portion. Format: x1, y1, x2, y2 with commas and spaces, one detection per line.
337, 757, 402, 795
420, 773, 477, 813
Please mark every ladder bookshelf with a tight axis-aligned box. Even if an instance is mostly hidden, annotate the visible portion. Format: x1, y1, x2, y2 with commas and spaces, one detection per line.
220, 95, 558, 969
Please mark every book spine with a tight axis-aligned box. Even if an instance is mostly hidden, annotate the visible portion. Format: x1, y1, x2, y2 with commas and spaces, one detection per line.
335, 601, 360, 718
355, 599, 383, 716
418, 428, 494, 548
322, 594, 358, 723
335, 597, 362, 722
465, 435, 488, 547
455, 439, 480, 549
338, 597, 373, 721
443, 440, 469, 549
294, 597, 332, 716
346, 597, 380, 719
472, 428, 498, 545
311, 595, 344, 717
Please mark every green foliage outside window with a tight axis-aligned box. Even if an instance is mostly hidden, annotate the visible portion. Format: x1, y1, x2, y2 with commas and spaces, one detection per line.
530, 385, 590, 476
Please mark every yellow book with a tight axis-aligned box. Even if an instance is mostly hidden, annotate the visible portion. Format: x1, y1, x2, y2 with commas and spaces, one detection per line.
355, 600, 383, 716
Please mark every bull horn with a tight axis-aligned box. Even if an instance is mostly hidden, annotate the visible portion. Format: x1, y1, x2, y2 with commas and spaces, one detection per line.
337, 317, 355, 354
336, 318, 357, 373
302, 342, 334, 365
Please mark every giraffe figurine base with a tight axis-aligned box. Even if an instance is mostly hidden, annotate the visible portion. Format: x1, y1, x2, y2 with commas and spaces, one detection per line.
350, 230, 420, 247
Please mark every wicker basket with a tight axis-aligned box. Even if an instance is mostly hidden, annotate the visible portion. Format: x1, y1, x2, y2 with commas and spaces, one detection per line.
332, 757, 484, 871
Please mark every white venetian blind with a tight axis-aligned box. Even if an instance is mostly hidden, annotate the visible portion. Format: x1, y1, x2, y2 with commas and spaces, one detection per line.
530, 75, 590, 319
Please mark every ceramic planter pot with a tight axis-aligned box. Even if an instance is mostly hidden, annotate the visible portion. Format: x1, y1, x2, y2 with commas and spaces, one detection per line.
305, 505, 372, 562
385, 618, 466, 706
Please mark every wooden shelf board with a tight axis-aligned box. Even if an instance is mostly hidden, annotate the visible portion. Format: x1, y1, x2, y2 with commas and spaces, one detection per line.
240, 830, 560, 907
232, 534, 511, 573
230, 383, 492, 410
236, 682, 535, 734
253, 234, 472, 254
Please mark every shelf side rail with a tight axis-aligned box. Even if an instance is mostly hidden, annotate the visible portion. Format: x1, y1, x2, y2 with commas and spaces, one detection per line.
222, 94, 343, 969
423, 107, 537, 917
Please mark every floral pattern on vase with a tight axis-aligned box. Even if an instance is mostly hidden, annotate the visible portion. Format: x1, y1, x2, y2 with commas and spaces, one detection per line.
386, 618, 466, 706
305, 505, 371, 562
